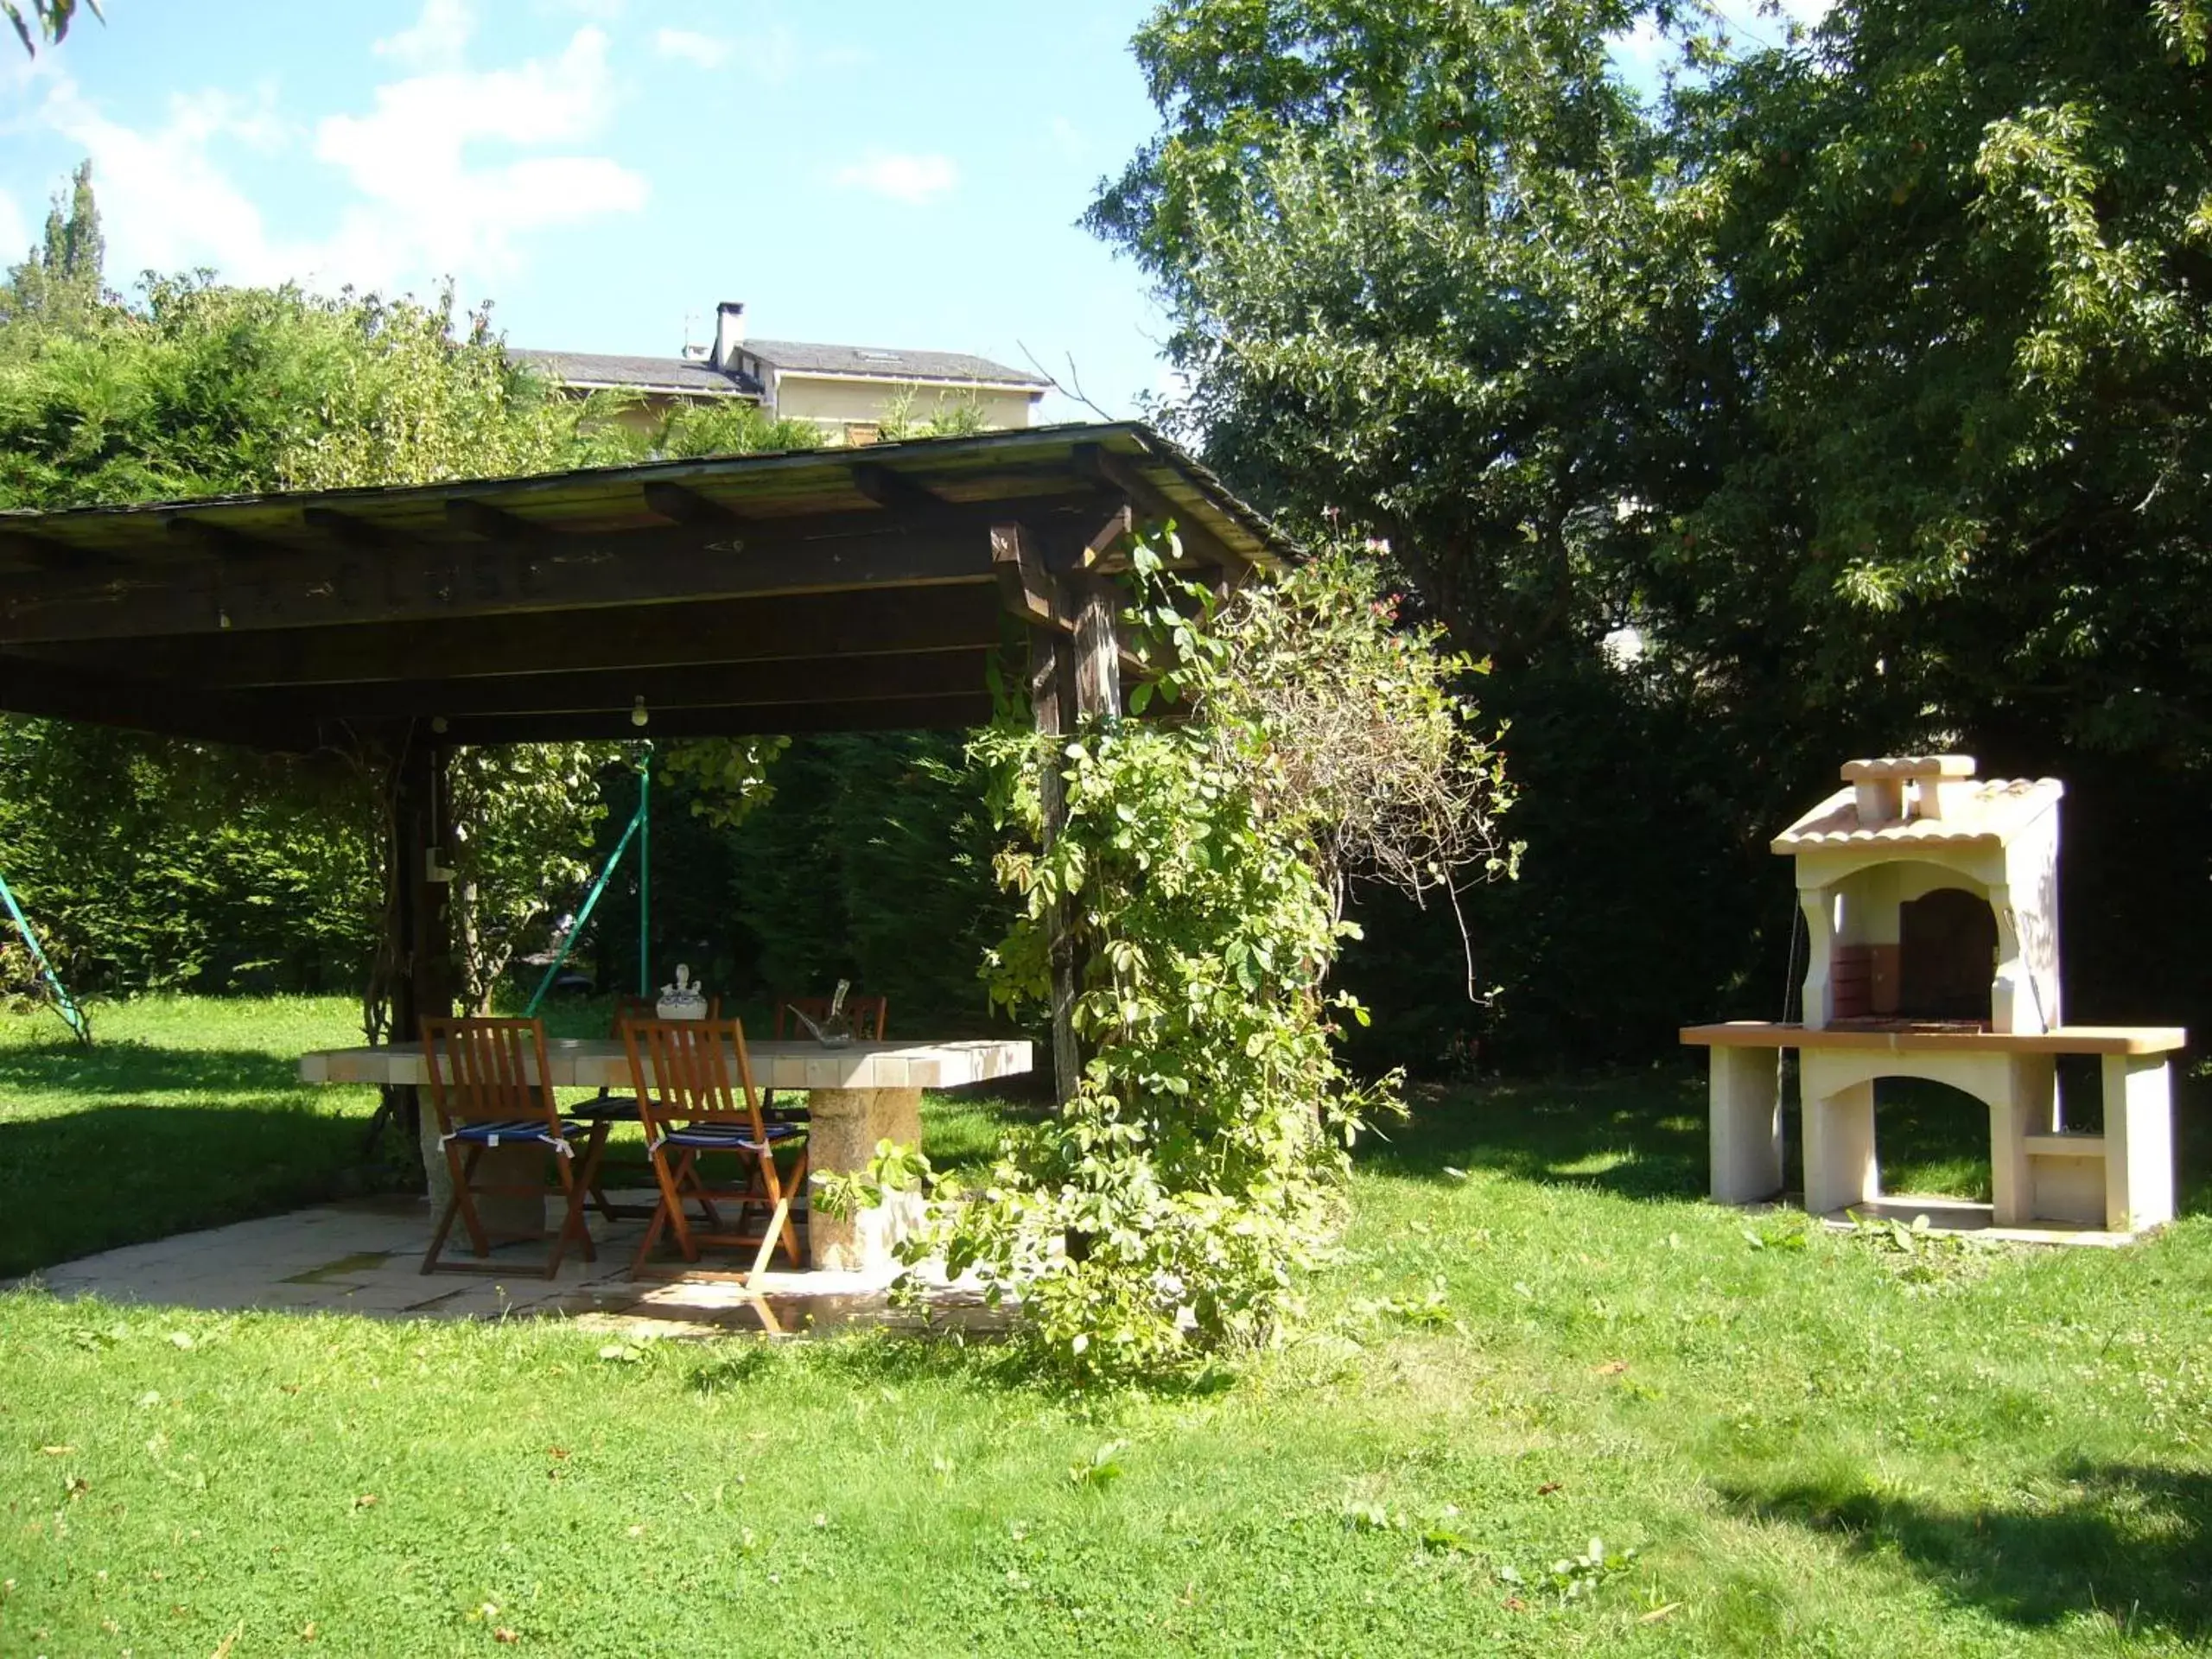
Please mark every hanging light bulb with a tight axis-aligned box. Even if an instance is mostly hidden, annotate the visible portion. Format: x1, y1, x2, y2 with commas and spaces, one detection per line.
631, 696, 650, 729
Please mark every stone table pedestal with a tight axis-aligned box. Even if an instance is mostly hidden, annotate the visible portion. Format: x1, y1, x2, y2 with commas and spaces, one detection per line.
804, 1086, 926, 1273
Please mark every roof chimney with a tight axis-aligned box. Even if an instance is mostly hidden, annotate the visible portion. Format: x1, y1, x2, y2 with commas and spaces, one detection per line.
712, 301, 746, 369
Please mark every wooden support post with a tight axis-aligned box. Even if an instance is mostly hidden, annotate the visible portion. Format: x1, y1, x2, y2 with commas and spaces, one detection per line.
391, 739, 457, 1199
1033, 626, 1081, 1109
1068, 575, 1123, 719
994, 525, 1129, 1110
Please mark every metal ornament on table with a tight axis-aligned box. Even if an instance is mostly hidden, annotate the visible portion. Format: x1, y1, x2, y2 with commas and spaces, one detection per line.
655, 963, 709, 1020
790, 978, 855, 1048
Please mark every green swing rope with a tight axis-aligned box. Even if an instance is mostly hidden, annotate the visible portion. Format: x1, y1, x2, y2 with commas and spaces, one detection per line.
0, 868, 90, 1043
524, 746, 651, 1017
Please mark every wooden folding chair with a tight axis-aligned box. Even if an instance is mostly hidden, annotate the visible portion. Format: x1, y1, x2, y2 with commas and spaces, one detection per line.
623, 1016, 808, 1279
419, 1016, 598, 1280
572, 994, 720, 1223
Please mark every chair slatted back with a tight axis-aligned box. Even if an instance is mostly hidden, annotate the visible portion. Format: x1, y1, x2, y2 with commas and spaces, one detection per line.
773, 994, 888, 1043
620, 1017, 765, 1143
421, 1017, 560, 1135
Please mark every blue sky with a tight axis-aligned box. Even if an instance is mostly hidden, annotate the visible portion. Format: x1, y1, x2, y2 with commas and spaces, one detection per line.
0, 0, 1175, 422
0, 3, 1829, 426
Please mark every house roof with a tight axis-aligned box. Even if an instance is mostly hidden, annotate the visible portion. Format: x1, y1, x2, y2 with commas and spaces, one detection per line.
743, 339, 1050, 389
512, 340, 1052, 401
508, 348, 761, 399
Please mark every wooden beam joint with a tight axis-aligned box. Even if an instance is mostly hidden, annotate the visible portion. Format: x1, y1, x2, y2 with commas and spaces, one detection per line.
641, 480, 744, 535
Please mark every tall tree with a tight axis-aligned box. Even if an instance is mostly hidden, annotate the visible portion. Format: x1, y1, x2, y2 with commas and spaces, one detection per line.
1101, 0, 2212, 1056
3, 160, 103, 322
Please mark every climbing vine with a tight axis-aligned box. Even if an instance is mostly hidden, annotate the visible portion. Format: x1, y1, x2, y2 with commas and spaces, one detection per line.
875, 541, 1514, 1379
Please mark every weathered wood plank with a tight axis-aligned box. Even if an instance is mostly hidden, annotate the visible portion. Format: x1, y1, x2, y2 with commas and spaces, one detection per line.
0, 651, 314, 748
850, 462, 939, 511
444, 497, 537, 542
284, 647, 994, 719
1072, 442, 1241, 568
0, 521, 1002, 645
1031, 625, 1081, 1109
640, 480, 744, 530
1069, 575, 1124, 719
418, 690, 994, 747
989, 521, 1066, 629
22, 583, 1007, 688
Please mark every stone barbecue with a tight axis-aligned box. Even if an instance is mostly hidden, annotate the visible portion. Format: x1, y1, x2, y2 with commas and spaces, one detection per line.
1682, 755, 2183, 1238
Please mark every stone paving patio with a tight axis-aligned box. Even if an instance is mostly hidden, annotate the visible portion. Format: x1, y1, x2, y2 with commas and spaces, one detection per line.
7, 1192, 1009, 1339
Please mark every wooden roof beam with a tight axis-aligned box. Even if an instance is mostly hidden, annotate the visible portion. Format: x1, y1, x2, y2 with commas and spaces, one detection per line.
445, 497, 539, 542
417, 690, 995, 747
301, 506, 391, 548
1083, 504, 1136, 571
641, 480, 745, 532
990, 522, 1066, 631
0, 518, 1008, 646
0, 529, 92, 576
287, 647, 993, 721
30, 582, 1007, 688
164, 514, 272, 563
0, 650, 313, 749
1071, 442, 1240, 568
850, 462, 939, 511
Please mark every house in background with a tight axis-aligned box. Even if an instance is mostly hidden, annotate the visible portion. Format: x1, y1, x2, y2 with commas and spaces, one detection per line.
512, 301, 1049, 445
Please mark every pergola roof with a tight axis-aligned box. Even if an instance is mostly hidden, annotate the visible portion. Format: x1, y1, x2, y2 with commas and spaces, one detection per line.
0, 422, 1285, 753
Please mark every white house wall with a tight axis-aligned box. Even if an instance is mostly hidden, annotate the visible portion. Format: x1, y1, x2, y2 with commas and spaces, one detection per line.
769, 373, 1038, 432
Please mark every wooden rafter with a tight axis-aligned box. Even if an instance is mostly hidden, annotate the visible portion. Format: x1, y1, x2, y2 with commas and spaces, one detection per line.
850, 462, 938, 511
445, 497, 538, 542
640, 480, 743, 531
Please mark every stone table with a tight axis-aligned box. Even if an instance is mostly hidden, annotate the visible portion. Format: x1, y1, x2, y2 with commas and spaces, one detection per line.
299, 1037, 1033, 1271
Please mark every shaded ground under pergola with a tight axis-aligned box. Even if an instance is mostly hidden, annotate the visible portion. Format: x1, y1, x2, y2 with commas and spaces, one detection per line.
0, 420, 1287, 1083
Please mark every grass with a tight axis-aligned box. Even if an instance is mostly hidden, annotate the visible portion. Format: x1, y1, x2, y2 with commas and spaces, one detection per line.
1, 999, 2209, 1654
0, 996, 384, 1279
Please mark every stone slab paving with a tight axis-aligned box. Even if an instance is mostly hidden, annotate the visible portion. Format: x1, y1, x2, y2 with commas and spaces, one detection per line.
7, 1194, 1011, 1339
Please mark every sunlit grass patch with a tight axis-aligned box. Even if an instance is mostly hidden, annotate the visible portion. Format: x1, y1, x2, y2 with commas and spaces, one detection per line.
1, 1003, 2208, 1653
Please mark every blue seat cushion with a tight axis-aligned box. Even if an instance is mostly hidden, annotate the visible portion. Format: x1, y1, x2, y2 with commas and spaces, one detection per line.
652, 1122, 804, 1154
441, 1118, 586, 1149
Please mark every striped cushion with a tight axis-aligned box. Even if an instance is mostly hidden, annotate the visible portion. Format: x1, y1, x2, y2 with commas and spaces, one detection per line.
651, 1122, 804, 1154
441, 1118, 585, 1152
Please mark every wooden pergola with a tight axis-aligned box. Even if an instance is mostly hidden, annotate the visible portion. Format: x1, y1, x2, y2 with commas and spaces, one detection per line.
0, 421, 1287, 1095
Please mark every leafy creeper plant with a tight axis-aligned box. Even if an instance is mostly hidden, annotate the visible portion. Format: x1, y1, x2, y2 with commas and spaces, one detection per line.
866, 539, 1510, 1380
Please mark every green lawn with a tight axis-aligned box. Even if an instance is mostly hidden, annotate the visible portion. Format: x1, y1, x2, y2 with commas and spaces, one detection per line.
0, 996, 385, 1279
1, 999, 2208, 1655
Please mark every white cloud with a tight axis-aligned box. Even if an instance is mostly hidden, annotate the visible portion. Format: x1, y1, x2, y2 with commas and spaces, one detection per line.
1048, 116, 1085, 161
312, 23, 648, 289
374, 0, 474, 72
652, 27, 728, 68
832, 149, 957, 207
40, 79, 305, 285
28, 7, 648, 299
656, 22, 798, 83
